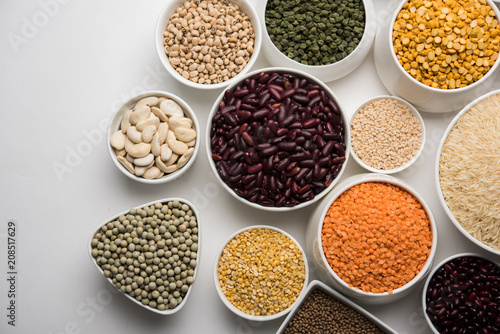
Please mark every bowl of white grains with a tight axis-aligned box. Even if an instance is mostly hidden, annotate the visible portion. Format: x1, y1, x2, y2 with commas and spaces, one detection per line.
436, 89, 500, 256
155, 0, 262, 90
349, 95, 425, 174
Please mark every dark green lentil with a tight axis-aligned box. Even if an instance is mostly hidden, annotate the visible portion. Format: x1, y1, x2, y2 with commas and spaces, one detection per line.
283, 289, 386, 334
265, 0, 366, 66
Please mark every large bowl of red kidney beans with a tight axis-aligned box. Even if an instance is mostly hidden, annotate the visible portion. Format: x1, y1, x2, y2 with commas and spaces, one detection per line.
206, 67, 350, 211
423, 253, 500, 334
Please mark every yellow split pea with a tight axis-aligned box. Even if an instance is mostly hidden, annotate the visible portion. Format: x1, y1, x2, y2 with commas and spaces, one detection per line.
393, 0, 500, 89
217, 228, 306, 316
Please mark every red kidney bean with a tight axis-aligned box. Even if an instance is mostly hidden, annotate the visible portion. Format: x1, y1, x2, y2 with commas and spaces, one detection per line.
334, 142, 345, 156
211, 71, 346, 207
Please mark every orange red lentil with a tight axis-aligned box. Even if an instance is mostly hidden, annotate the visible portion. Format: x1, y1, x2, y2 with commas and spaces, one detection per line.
321, 182, 432, 294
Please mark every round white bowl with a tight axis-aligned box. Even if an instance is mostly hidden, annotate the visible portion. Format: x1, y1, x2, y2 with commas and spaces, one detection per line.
349, 95, 426, 174
258, 0, 376, 82
205, 67, 350, 212
435, 89, 500, 256
305, 173, 437, 304
88, 197, 201, 315
374, 0, 500, 113
214, 225, 309, 321
155, 0, 262, 90
107, 90, 200, 184
422, 253, 500, 334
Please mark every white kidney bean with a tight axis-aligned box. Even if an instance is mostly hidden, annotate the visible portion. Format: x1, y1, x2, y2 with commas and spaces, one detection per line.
129, 105, 151, 125
126, 126, 142, 144
134, 153, 154, 167
110, 131, 126, 150
111, 95, 197, 179
141, 125, 157, 143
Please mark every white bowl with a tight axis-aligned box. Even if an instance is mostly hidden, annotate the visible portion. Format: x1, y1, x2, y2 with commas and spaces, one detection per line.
305, 173, 437, 304
258, 0, 376, 82
422, 253, 500, 334
349, 95, 426, 174
435, 89, 500, 256
214, 225, 309, 321
155, 0, 262, 90
374, 0, 500, 113
277, 280, 398, 333
107, 90, 200, 184
88, 198, 201, 315
206, 67, 350, 212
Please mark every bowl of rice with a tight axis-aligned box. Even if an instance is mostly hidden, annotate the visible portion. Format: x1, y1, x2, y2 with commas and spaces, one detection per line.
436, 89, 500, 255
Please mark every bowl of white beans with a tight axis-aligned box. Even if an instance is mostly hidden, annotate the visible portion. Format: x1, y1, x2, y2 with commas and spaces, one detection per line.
155, 0, 262, 90
107, 90, 200, 184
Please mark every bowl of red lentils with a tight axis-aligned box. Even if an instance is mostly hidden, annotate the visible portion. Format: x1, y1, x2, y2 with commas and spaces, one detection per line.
305, 173, 437, 304
155, 0, 262, 90
373, 0, 500, 113
214, 225, 309, 321
349, 95, 425, 174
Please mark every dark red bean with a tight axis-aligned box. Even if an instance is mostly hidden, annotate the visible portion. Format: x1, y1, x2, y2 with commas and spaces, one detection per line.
290, 152, 308, 161
241, 174, 256, 185
247, 163, 262, 174
332, 156, 346, 164
264, 156, 274, 171
229, 151, 244, 161
277, 142, 297, 151
334, 142, 345, 156
276, 128, 289, 136
328, 98, 340, 114
286, 166, 300, 177
269, 87, 281, 101
212, 153, 222, 161
299, 159, 315, 168
222, 111, 238, 127
321, 140, 335, 156
233, 88, 250, 98
258, 93, 271, 107
295, 136, 305, 146
270, 135, 286, 144
280, 88, 296, 100
260, 146, 278, 157
258, 73, 270, 83
291, 94, 310, 105
315, 135, 326, 149
275, 158, 290, 172
252, 108, 269, 120
294, 167, 309, 181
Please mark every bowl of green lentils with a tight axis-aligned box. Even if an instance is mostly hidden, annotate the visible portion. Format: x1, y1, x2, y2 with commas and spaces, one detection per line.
89, 198, 200, 315
259, 0, 377, 82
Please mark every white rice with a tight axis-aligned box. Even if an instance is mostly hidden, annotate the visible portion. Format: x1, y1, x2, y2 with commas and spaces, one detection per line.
439, 92, 500, 251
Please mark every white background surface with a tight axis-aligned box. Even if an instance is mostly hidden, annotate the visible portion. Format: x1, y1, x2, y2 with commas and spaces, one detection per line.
1, 0, 500, 333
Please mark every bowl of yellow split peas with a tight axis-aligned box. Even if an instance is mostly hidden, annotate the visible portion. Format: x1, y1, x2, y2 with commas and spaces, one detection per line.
374, 0, 500, 113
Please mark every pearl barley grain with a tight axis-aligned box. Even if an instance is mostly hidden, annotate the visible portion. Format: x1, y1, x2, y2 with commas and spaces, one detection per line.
350, 98, 422, 170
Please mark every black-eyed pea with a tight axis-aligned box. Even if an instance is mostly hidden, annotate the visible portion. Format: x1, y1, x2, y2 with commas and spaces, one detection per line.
120, 110, 133, 134
129, 106, 151, 125
128, 142, 151, 158
141, 125, 157, 143
151, 133, 162, 157
143, 166, 163, 180
151, 106, 168, 122
160, 144, 173, 162
134, 153, 154, 167
110, 131, 126, 150
126, 126, 142, 144
136, 115, 160, 132
174, 127, 197, 142
117, 156, 135, 174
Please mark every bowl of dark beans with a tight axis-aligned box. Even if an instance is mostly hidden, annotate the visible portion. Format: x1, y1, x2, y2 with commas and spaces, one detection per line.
206, 67, 350, 211
422, 253, 500, 334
